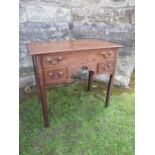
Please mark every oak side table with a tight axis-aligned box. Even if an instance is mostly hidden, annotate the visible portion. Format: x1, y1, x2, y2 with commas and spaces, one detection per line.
27, 39, 122, 127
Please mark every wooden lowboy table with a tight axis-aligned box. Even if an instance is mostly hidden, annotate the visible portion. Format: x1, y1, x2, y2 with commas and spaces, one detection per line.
27, 39, 122, 127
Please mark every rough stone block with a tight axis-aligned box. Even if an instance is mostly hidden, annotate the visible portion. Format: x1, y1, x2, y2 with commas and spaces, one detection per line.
73, 22, 134, 47
39, 0, 134, 8
119, 46, 134, 56
19, 43, 33, 68
39, 0, 101, 7
19, 67, 34, 78
25, 4, 72, 23
101, 0, 134, 7
72, 7, 134, 24
19, 5, 27, 23
19, 75, 36, 88
116, 54, 135, 77
20, 22, 71, 42
115, 53, 134, 87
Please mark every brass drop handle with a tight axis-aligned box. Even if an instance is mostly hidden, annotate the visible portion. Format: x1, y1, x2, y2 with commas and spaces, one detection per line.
47, 57, 57, 65
51, 60, 57, 65
108, 51, 113, 57
48, 71, 64, 78
103, 64, 112, 70
59, 71, 64, 76
48, 72, 53, 77
101, 52, 109, 58
47, 57, 52, 62
47, 56, 63, 65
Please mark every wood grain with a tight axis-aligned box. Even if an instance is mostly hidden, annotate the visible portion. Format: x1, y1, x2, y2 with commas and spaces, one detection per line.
27, 39, 122, 55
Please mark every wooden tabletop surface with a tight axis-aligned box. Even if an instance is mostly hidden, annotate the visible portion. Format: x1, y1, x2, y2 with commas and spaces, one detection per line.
27, 39, 123, 55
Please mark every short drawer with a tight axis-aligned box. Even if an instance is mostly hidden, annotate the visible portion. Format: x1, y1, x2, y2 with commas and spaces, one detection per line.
99, 48, 115, 60
97, 61, 115, 74
42, 54, 65, 68
44, 68, 68, 84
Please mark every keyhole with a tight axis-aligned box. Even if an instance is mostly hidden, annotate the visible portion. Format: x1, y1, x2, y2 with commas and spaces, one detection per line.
81, 66, 88, 70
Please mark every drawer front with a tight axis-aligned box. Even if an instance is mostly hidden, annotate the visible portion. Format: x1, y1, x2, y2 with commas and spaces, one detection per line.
44, 68, 68, 84
99, 49, 115, 60
41, 49, 116, 68
42, 54, 65, 68
98, 61, 115, 74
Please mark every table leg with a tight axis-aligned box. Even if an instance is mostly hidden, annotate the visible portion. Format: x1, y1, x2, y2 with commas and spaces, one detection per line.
35, 56, 49, 127
105, 74, 114, 107
39, 85, 49, 127
88, 71, 94, 91
32, 56, 41, 102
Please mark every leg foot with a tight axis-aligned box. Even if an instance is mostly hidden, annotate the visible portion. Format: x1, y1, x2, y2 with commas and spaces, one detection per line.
40, 86, 49, 127
105, 74, 114, 107
88, 71, 94, 91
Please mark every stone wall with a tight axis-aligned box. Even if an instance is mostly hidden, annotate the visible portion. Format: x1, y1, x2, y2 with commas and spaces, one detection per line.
19, 0, 135, 88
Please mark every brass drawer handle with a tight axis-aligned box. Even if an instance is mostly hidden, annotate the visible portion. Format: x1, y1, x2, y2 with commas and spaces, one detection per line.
108, 51, 113, 56
46, 58, 58, 65
102, 64, 112, 70
102, 51, 113, 58
46, 56, 63, 65
59, 71, 64, 76
48, 71, 64, 79
48, 72, 53, 77
101, 52, 109, 58
51, 60, 57, 65
47, 57, 52, 62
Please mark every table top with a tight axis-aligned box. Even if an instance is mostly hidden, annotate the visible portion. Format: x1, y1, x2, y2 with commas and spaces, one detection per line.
27, 39, 123, 55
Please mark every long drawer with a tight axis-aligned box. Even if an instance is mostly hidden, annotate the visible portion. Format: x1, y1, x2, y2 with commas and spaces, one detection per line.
41, 48, 116, 68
